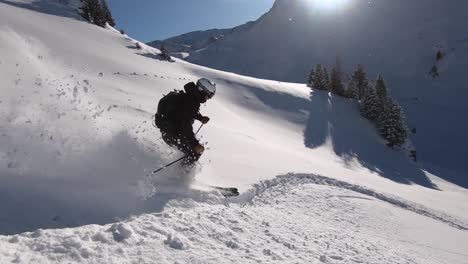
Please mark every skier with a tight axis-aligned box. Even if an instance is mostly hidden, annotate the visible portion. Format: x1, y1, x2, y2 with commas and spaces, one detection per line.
155, 78, 216, 169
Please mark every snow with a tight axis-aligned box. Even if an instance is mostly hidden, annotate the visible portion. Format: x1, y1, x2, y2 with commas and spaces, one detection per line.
0, 1, 467, 263
162, 0, 468, 178
109, 223, 133, 242
1, 175, 467, 264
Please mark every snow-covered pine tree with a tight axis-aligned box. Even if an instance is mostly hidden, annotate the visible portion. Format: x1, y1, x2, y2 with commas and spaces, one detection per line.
360, 84, 383, 121
350, 64, 369, 99
378, 98, 408, 148
100, 0, 115, 27
374, 75, 388, 102
308, 64, 329, 90
160, 44, 172, 61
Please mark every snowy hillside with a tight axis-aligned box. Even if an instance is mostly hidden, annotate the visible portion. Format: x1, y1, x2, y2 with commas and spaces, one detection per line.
150, 0, 468, 179
0, 1, 467, 263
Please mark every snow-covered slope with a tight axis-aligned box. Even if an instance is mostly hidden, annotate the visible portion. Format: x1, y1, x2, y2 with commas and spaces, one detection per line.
153, 0, 468, 178
0, 1, 467, 263
2, 175, 468, 264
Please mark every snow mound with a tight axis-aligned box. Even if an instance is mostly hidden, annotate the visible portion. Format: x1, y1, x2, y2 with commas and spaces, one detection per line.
109, 223, 133, 242
233, 173, 468, 231
164, 234, 190, 250
1, 175, 467, 264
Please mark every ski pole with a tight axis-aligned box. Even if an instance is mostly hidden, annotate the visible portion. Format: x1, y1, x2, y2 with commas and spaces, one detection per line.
195, 123, 204, 135
152, 124, 205, 174
152, 155, 188, 174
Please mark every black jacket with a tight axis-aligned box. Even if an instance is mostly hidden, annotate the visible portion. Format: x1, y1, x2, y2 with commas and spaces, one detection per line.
156, 82, 204, 142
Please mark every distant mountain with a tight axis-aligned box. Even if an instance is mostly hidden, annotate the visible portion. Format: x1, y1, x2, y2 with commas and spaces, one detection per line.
147, 21, 256, 59
148, 0, 468, 174
148, 29, 229, 53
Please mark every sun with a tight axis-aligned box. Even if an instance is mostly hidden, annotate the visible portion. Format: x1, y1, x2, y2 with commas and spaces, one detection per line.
306, 0, 351, 11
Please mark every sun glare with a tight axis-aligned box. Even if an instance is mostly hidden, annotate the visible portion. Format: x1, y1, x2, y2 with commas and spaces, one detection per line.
306, 0, 351, 12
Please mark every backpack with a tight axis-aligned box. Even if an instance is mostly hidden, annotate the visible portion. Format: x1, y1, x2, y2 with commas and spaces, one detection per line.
154, 90, 184, 129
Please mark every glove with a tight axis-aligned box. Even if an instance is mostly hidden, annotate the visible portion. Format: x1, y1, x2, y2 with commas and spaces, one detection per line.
194, 144, 205, 155
200, 116, 210, 124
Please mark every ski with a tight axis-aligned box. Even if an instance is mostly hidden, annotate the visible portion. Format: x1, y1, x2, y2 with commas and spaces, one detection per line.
210, 186, 239, 197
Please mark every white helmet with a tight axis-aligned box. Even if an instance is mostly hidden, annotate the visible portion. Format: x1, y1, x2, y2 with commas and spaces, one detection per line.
196, 78, 216, 99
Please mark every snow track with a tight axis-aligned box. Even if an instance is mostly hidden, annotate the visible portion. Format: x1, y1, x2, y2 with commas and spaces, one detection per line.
234, 174, 468, 231
2, 173, 467, 264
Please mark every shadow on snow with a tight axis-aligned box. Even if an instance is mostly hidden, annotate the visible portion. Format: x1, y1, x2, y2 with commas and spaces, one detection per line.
135, 51, 176, 63
304, 91, 437, 189
206, 78, 438, 189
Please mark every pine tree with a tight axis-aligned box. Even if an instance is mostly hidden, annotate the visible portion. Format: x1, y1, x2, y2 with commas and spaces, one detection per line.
94, 0, 106, 27
360, 84, 383, 121
350, 64, 369, 99
308, 64, 329, 90
345, 76, 359, 99
374, 75, 388, 102
329, 67, 345, 96
80, 0, 105, 27
323, 68, 330, 86
307, 68, 314, 88
100, 0, 115, 27
378, 98, 408, 148
160, 44, 172, 61
79, 0, 91, 21
328, 57, 346, 96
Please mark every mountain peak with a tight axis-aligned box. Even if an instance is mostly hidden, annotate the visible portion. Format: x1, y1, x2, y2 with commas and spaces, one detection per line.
271, 0, 304, 11
272, 0, 292, 8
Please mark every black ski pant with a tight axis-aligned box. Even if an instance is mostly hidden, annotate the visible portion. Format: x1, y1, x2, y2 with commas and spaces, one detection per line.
161, 130, 201, 167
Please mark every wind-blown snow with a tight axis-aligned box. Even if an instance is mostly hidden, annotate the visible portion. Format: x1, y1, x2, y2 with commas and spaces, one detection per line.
0, 1, 467, 263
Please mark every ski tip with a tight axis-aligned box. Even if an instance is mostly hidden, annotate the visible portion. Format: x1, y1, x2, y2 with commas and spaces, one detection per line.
213, 187, 239, 197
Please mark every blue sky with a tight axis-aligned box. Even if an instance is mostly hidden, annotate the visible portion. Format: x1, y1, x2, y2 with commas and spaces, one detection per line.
107, 0, 275, 42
